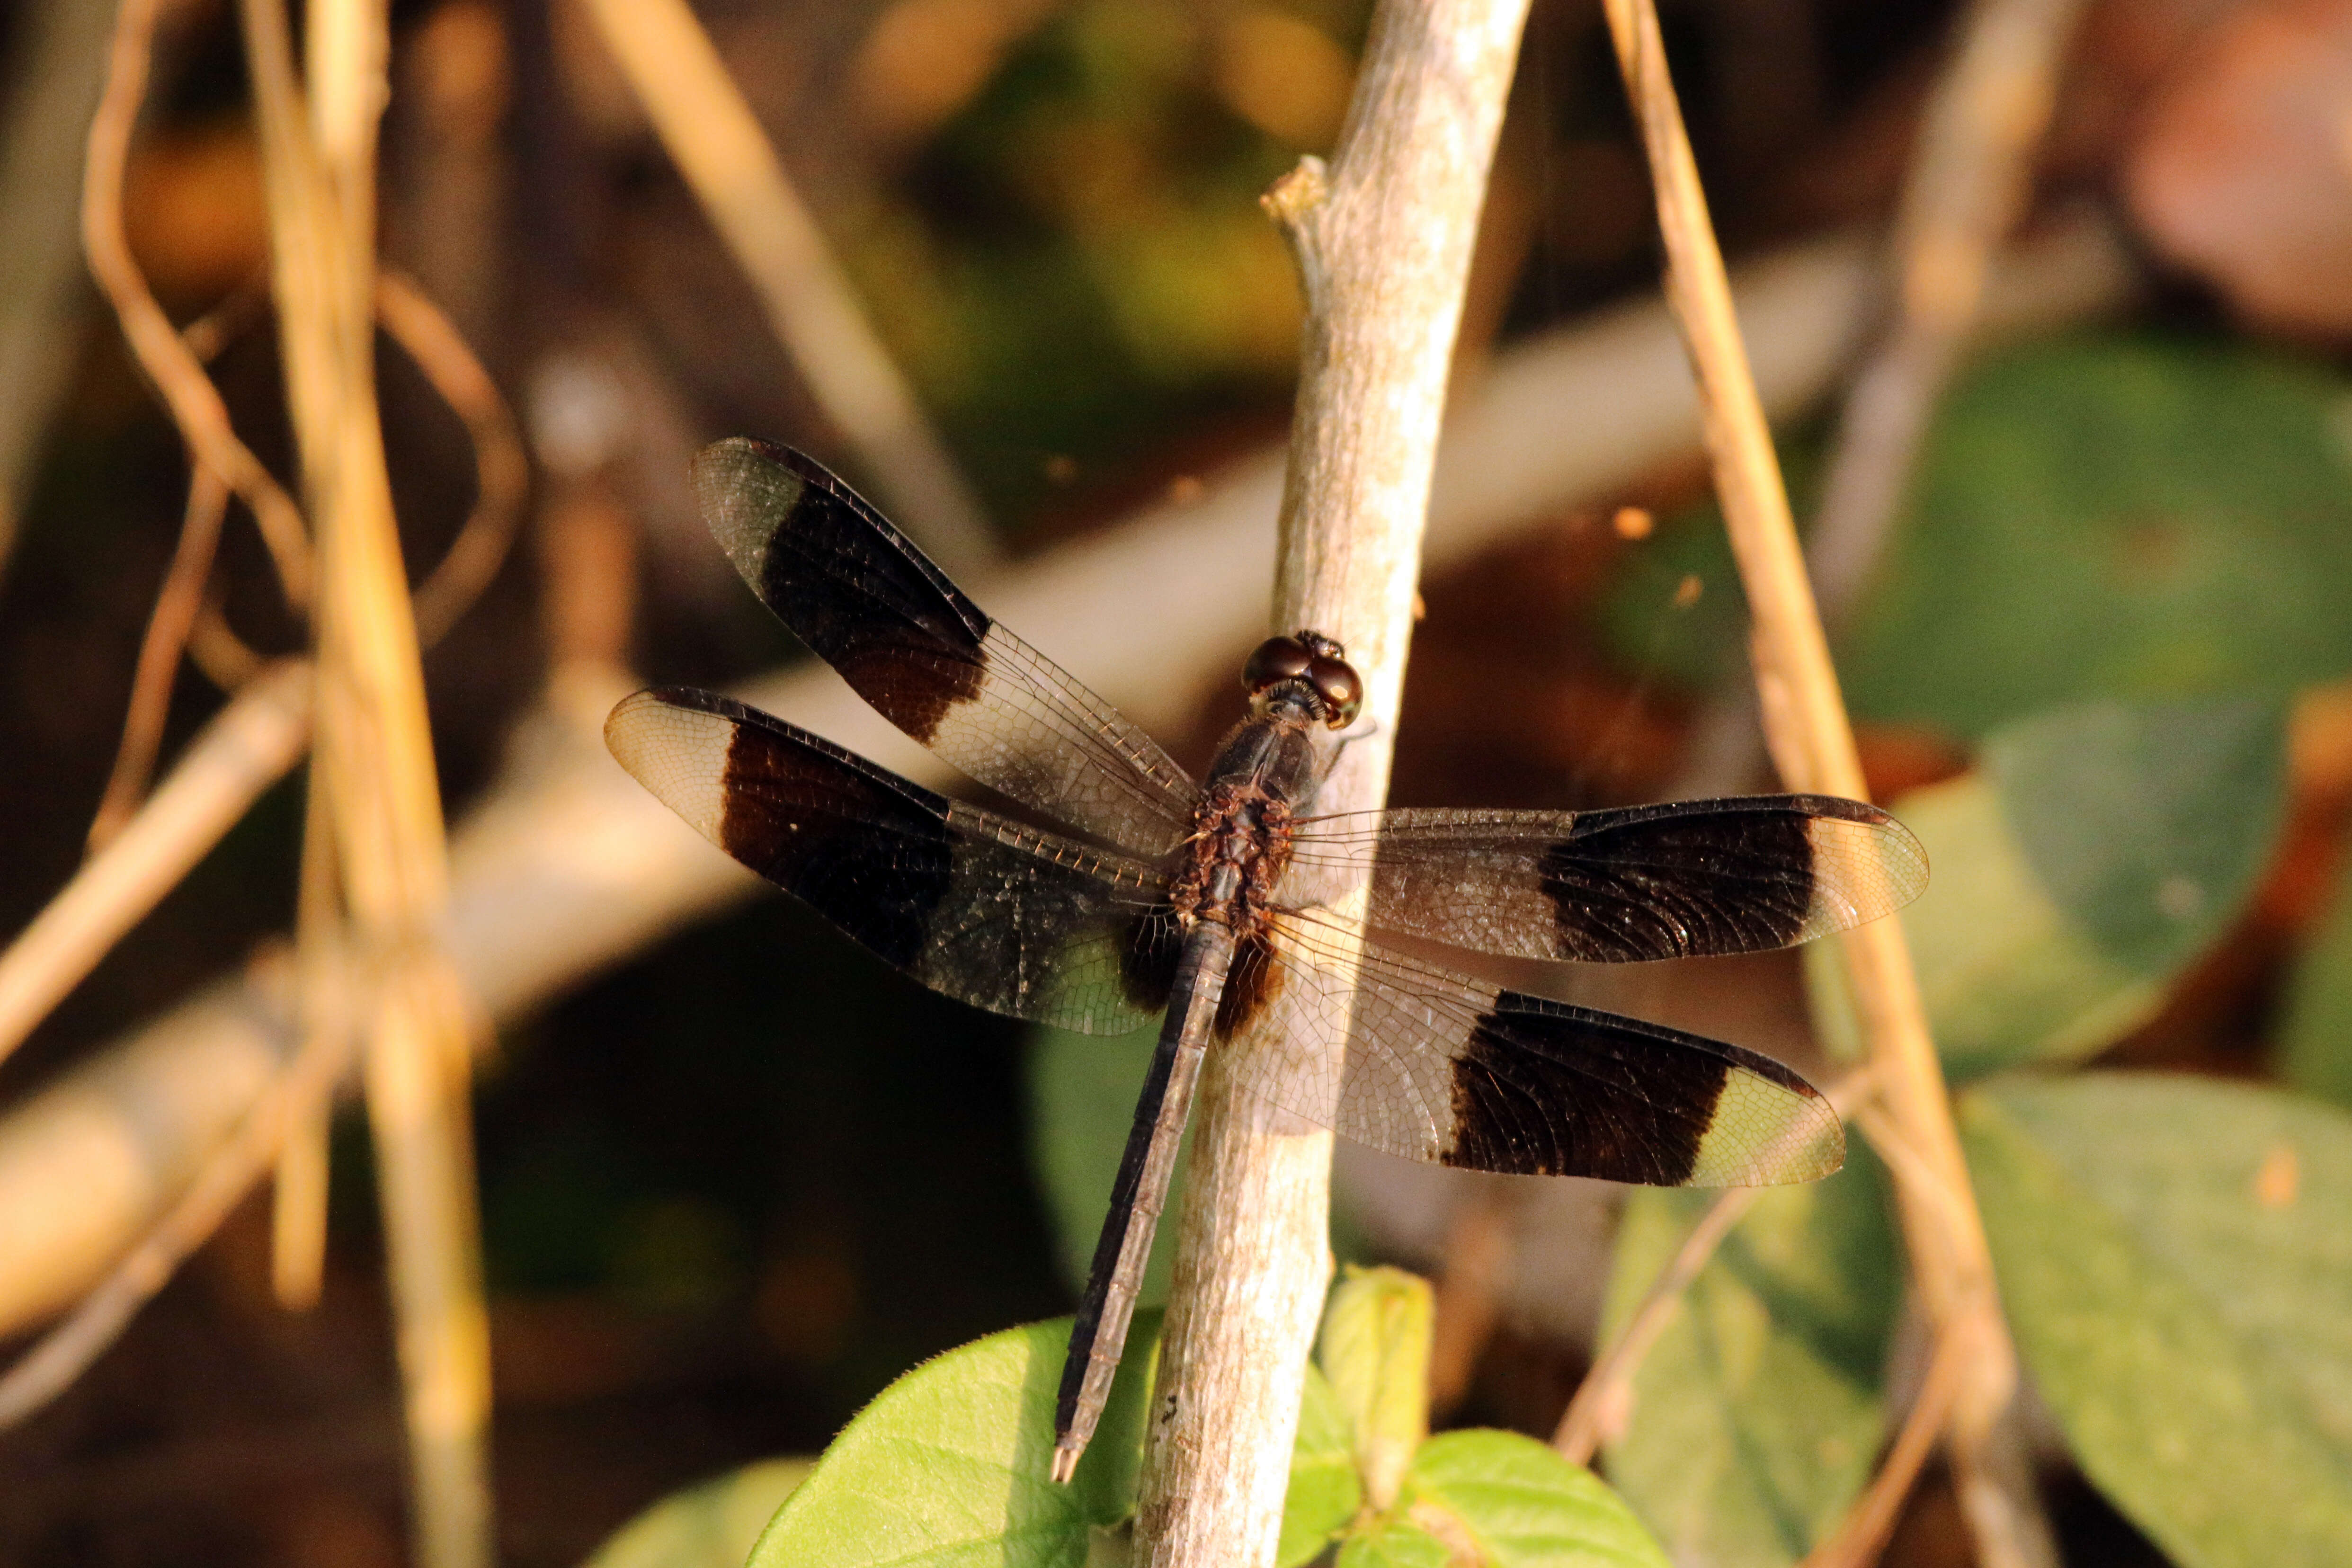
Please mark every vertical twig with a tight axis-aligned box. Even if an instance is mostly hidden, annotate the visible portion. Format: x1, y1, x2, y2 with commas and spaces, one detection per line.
240, 1, 494, 1564
574, 0, 998, 579
273, 748, 344, 1310
1597, 6, 2037, 1567
1132, 1, 1530, 1561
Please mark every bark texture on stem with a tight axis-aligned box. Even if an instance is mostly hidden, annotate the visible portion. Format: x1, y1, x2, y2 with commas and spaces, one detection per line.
1131, 2, 1528, 1561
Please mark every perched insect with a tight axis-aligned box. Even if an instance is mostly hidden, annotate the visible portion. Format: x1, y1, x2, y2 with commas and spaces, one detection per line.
606, 438, 1927, 1480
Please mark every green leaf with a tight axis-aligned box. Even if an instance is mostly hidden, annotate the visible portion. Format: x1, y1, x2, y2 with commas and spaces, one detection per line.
1986, 700, 2284, 972
1338, 1431, 1668, 1568
1320, 1265, 1434, 1510
750, 1311, 1159, 1568
1807, 699, 2286, 1079
1025, 1028, 1183, 1302
2281, 854, 2352, 1111
1281, 1362, 1364, 1568
1964, 1073, 2352, 1568
1599, 1149, 1898, 1568
585, 1459, 815, 1568
1841, 336, 2352, 735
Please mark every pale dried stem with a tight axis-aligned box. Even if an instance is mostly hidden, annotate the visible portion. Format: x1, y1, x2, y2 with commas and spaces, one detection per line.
274, 752, 347, 1311
1807, 0, 2093, 617
1600, 6, 2024, 1567
0, 661, 312, 1070
82, 0, 312, 607
89, 467, 233, 853
243, 0, 492, 1562
576, 0, 997, 580
1133, 1, 1528, 1560
0, 225, 2131, 1347
0, 944, 356, 1431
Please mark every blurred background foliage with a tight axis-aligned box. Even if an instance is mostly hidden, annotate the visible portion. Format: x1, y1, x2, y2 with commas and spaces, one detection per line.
4, 0, 2352, 1563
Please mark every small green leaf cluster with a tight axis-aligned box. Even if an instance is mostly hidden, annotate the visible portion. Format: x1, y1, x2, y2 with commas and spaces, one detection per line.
1283, 1266, 1670, 1568
587, 1270, 1670, 1568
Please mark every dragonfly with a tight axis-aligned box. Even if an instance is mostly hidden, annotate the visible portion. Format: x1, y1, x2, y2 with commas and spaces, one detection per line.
605, 437, 1928, 1483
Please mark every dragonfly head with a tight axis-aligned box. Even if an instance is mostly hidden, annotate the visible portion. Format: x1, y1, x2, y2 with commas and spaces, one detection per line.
1243, 633, 1363, 728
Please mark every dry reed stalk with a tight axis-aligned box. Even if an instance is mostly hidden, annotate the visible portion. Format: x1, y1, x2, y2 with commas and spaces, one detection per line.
0, 660, 312, 1068
574, 0, 997, 579
240, 0, 492, 1563
1132, 0, 1528, 1559
1598, 3, 2029, 1564
273, 728, 345, 1311
82, 0, 312, 607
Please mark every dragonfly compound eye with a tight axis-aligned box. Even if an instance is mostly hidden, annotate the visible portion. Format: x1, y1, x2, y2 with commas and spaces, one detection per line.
1308, 656, 1363, 727
1243, 636, 1315, 694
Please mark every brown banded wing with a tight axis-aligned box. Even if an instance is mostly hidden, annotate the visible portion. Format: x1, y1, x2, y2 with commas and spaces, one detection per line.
1232, 911, 1844, 1186
693, 438, 1200, 857
1286, 795, 1927, 963
606, 687, 1172, 1036
606, 687, 1841, 1186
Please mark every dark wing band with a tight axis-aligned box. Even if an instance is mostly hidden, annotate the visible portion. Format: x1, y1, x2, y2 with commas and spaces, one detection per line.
1220, 913, 1843, 1187
606, 687, 1172, 1036
693, 438, 1200, 856
1287, 795, 1927, 962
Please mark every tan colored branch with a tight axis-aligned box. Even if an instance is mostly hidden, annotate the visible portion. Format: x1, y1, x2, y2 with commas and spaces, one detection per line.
0, 220, 2129, 1357
0, 944, 353, 1430
1133, 1, 1528, 1559
1555, 1184, 1761, 1465
1599, 6, 2027, 1568
0, 661, 312, 1069
575, 0, 998, 580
